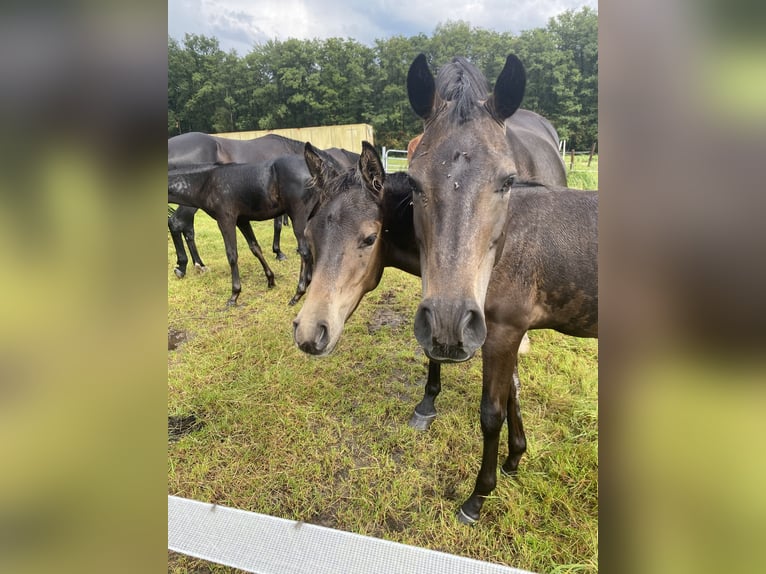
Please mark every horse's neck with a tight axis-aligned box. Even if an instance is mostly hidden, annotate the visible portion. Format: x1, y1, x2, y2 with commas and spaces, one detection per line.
380, 208, 421, 277
382, 235, 420, 277
168, 170, 211, 207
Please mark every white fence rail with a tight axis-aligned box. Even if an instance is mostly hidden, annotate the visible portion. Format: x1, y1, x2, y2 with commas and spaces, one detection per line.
169, 495, 535, 574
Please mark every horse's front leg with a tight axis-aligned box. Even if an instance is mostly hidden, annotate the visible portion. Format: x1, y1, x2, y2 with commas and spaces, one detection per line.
217, 218, 242, 306
457, 325, 520, 524
237, 220, 276, 290
168, 218, 189, 278
409, 361, 441, 431
287, 217, 311, 306
501, 363, 527, 475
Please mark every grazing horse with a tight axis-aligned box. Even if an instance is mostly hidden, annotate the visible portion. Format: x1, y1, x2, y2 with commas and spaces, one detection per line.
293, 141, 597, 524
406, 54, 567, 364
168, 148, 345, 306
168, 133, 310, 278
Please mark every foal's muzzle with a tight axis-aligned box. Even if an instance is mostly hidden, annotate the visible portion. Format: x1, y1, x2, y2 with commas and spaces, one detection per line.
413, 298, 486, 363
293, 319, 331, 356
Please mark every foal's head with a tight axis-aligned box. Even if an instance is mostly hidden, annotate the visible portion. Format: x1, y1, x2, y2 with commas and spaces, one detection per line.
292, 142, 388, 356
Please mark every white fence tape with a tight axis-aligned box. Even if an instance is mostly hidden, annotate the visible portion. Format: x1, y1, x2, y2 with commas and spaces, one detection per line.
168, 495, 535, 574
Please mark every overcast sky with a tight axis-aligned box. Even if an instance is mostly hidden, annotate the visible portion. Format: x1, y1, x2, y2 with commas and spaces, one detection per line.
168, 0, 597, 55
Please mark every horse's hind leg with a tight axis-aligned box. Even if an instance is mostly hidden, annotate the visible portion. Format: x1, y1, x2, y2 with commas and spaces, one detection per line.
409, 361, 441, 431
457, 325, 520, 525
272, 216, 287, 261
176, 206, 206, 271
237, 220, 276, 290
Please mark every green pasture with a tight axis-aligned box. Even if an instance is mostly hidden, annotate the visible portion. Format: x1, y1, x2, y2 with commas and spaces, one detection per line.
168, 172, 598, 572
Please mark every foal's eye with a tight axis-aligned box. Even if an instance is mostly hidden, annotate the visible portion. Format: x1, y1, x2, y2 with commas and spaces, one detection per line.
500, 175, 516, 194
361, 233, 377, 247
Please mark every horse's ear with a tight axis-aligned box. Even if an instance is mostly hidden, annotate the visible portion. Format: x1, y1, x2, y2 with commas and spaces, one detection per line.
358, 141, 385, 199
407, 53, 436, 119
489, 54, 526, 121
304, 142, 331, 190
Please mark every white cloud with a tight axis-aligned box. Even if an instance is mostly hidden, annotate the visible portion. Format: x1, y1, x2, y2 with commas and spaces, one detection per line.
168, 0, 597, 54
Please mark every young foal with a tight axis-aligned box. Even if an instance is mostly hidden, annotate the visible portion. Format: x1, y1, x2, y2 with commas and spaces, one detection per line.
168, 152, 335, 306
293, 142, 598, 523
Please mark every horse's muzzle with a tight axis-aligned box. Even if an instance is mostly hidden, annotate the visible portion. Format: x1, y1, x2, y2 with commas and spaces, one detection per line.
413, 298, 486, 363
293, 319, 331, 356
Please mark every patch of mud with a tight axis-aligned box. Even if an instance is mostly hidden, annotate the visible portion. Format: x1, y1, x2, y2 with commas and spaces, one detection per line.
367, 308, 409, 334
168, 329, 187, 350
168, 414, 204, 441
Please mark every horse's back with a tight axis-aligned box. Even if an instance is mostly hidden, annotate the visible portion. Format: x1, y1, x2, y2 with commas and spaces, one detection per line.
506, 112, 567, 187
168, 132, 220, 164
488, 186, 598, 337
216, 134, 304, 163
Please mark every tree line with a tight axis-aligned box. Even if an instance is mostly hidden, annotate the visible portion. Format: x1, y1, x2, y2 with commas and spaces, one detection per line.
168, 7, 597, 150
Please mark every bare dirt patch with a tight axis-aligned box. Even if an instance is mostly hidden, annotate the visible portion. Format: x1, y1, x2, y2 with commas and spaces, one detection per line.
168, 414, 204, 441
168, 328, 188, 350
366, 308, 409, 334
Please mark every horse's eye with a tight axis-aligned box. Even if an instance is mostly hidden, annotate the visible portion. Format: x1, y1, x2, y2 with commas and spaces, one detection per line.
361, 233, 377, 247
500, 175, 516, 193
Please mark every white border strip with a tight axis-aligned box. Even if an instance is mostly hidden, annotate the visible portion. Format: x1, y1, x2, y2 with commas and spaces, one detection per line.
169, 495, 535, 574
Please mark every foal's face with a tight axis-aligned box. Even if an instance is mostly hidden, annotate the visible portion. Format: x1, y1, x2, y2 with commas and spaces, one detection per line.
293, 190, 384, 356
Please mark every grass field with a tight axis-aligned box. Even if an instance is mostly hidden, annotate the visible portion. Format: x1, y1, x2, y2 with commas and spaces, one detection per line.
168, 169, 598, 573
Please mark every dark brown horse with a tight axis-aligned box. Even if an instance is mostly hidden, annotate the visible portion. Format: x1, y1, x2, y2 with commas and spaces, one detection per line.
168, 133, 310, 278
407, 54, 567, 364
168, 147, 349, 306
294, 142, 597, 523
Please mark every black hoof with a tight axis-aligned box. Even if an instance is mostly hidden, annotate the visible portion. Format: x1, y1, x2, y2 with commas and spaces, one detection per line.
275, 253, 287, 261
287, 296, 301, 306
174, 268, 185, 279
408, 411, 436, 431
456, 506, 478, 525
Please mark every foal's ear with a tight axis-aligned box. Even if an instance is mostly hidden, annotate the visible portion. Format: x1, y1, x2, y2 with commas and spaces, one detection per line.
304, 142, 332, 190
359, 141, 385, 199
407, 53, 436, 119
488, 54, 526, 121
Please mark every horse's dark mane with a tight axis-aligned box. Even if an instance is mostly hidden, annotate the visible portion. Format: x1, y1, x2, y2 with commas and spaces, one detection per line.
382, 172, 414, 219
435, 57, 490, 124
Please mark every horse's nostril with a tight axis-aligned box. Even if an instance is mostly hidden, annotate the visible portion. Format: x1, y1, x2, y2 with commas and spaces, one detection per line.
315, 322, 329, 350
460, 306, 487, 351
414, 304, 435, 350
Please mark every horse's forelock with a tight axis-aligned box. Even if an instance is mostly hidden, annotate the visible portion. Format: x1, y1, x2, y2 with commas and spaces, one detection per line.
435, 57, 490, 124
308, 167, 370, 221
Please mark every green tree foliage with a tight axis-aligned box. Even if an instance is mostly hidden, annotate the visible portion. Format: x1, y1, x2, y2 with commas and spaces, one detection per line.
168, 8, 598, 149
